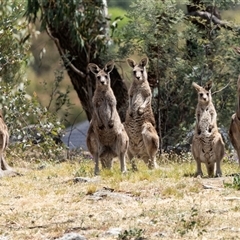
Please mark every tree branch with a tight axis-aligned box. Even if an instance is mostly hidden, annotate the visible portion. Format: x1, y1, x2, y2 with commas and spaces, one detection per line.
212, 81, 231, 95
187, 10, 236, 31
46, 27, 86, 78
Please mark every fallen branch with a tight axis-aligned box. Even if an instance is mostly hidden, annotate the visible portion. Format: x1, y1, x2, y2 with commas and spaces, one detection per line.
28, 219, 74, 229
202, 184, 223, 190
224, 197, 240, 201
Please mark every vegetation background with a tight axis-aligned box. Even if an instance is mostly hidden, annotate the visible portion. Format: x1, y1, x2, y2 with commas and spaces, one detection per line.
25, 0, 240, 150
1, 1, 240, 149
2, 1, 240, 240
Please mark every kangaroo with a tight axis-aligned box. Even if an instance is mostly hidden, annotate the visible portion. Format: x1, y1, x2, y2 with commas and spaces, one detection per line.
192, 81, 225, 177
0, 111, 19, 177
124, 57, 159, 170
86, 61, 129, 175
229, 75, 240, 166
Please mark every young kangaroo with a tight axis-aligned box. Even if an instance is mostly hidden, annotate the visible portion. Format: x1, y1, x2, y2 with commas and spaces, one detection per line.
229, 75, 240, 166
124, 57, 159, 170
192, 81, 225, 177
0, 111, 18, 177
86, 61, 129, 175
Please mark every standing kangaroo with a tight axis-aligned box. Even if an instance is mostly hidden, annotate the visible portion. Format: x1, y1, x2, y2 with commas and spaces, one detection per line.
229, 75, 240, 166
124, 57, 159, 170
86, 61, 129, 175
0, 111, 18, 177
192, 81, 225, 177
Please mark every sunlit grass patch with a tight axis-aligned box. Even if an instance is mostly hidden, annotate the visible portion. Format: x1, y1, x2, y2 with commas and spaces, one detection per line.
188, 180, 202, 193
74, 159, 95, 177
162, 185, 184, 198
86, 184, 97, 195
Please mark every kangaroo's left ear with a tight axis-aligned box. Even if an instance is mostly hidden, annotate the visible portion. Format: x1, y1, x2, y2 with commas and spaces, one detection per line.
88, 63, 100, 75
204, 80, 213, 91
192, 82, 201, 92
126, 58, 136, 68
139, 57, 148, 68
104, 61, 115, 73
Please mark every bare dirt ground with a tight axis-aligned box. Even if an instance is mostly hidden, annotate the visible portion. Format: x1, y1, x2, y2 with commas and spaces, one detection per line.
1, 158, 240, 240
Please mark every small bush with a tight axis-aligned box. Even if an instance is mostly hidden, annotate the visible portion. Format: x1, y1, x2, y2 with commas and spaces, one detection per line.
118, 227, 146, 240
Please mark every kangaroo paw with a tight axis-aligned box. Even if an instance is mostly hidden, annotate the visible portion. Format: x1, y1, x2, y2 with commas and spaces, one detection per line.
138, 107, 144, 115
108, 120, 114, 128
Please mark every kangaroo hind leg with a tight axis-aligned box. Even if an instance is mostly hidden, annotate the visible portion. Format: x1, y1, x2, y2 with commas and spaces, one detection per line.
116, 127, 128, 173
141, 122, 159, 169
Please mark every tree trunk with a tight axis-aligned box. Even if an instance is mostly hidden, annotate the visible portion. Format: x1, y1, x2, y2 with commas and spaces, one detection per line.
45, 13, 128, 123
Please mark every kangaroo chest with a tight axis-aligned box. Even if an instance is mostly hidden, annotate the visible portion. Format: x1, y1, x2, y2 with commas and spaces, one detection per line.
93, 91, 117, 122
97, 129, 118, 146
130, 84, 151, 107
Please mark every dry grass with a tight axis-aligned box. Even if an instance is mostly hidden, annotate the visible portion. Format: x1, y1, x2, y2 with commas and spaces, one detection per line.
1, 153, 240, 240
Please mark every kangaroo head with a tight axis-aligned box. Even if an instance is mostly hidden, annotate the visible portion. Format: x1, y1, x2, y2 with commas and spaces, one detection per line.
88, 61, 114, 86
192, 81, 212, 104
127, 57, 148, 82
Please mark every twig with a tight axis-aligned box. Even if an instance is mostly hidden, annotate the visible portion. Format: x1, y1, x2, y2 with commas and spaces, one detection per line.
212, 81, 231, 95
46, 27, 86, 78
28, 219, 74, 229
202, 184, 222, 190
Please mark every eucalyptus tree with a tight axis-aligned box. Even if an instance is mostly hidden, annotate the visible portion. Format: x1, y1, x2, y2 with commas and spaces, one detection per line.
0, 1, 29, 84
25, 0, 129, 122
0, 1, 66, 158
118, 0, 240, 149
25, 0, 240, 150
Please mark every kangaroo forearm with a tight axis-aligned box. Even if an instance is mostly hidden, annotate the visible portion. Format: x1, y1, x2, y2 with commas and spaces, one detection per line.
129, 97, 133, 109
96, 110, 104, 126
141, 96, 151, 109
110, 107, 114, 121
210, 114, 217, 126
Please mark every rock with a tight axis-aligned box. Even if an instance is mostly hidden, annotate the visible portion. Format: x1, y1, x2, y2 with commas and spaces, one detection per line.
73, 176, 101, 183
0, 235, 8, 240
105, 227, 122, 236
55, 232, 86, 240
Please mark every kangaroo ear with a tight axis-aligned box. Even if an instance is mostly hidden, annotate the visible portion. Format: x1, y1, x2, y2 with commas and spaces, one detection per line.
204, 80, 212, 91
126, 58, 136, 68
139, 57, 148, 68
192, 82, 201, 92
88, 63, 100, 75
104, 61, 114, 73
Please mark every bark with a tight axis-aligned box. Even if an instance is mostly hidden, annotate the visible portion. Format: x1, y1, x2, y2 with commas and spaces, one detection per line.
45, 21, 128, 123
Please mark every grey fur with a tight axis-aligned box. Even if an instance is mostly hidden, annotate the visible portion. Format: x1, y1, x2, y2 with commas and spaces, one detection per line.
86, 61, 129, 175
124, 57, 159, 170
192, 81, 225, 177
0, 111, 19, 177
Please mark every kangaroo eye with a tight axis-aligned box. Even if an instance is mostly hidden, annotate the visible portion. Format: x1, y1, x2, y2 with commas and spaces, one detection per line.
141, 70, 143, 74
206, 93, 209, 96
97, 76, 101, 80
200, 93, 203, 97
133, 71, 136, 75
